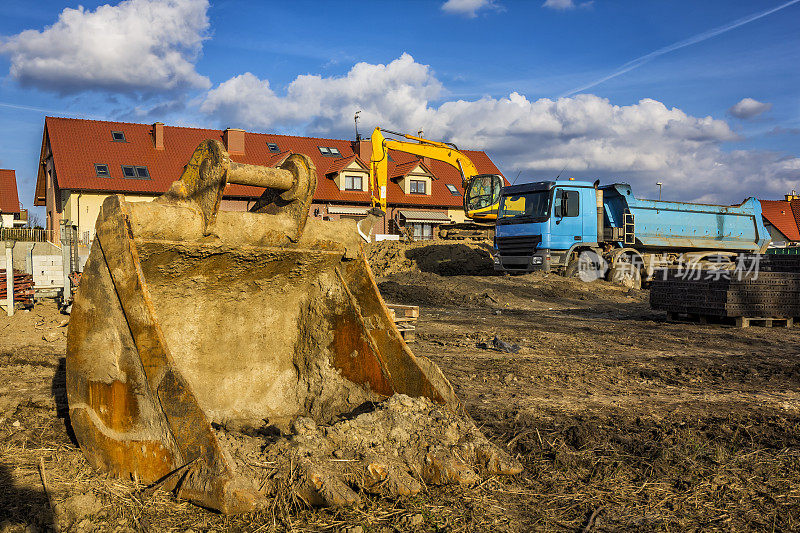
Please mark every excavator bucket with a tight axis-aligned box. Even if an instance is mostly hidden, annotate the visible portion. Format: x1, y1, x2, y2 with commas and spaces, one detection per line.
66, 140, 520, 514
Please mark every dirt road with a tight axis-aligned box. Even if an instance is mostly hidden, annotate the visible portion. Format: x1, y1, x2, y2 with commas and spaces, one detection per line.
1, 241, 799, 531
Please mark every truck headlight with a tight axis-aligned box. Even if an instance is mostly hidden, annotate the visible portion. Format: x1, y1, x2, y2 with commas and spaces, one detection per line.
531, 256, 543, 265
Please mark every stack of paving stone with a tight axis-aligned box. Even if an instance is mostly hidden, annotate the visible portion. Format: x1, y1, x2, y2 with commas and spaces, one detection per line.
649, 255, 800, 319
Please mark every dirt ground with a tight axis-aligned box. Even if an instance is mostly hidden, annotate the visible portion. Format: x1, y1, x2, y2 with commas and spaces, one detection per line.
2, 240, 800, 532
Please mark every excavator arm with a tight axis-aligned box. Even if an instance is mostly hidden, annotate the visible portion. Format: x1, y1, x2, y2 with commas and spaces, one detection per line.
368, 127, 503, 223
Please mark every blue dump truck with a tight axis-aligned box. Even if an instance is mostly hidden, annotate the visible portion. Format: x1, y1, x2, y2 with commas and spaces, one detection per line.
493, 179, 771, 287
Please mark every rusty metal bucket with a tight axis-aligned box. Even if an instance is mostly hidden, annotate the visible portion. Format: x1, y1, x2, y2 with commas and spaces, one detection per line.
66, 140, 457, 513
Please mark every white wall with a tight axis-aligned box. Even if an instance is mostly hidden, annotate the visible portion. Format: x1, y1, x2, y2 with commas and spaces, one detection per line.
62, 191, 157, 243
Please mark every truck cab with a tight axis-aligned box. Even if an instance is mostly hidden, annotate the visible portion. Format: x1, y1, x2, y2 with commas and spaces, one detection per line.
493, 179, 600, 273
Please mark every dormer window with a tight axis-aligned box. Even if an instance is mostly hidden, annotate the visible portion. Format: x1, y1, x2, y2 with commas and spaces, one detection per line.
111, 131, 126, 142
318, 146, 341, 157
121, 165, 150, 179
410, 179, 427, 194
95, 163, 110, 177
267, 142, 280, 153
344, 175, 363, 191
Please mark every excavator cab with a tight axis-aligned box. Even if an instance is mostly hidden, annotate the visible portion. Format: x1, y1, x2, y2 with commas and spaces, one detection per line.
464, 173, 504, 221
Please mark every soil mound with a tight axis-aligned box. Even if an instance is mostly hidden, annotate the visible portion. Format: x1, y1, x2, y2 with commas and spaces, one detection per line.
216, 394, 521, 507
366, 240, 495, 277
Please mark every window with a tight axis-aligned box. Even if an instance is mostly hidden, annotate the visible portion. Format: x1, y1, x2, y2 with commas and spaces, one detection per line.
94, 164, 110, 178
446, 184, 461, 196
318, 146, 341, 157
408, 222, 434, 240
499, 191, 550, 221
553, 189, 579, 217
267, 142, 280, 153
111, 131, 126, 142
344, 174, 363, 191
410, 179, 426, 194
121, 165, 150, 179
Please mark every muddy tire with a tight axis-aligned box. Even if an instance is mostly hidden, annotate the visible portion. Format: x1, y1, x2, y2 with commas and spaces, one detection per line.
610, 257, 642, 289
565, 251, 606, 282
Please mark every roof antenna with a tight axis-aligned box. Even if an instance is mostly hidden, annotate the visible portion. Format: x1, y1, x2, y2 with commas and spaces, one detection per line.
554, 162, 569, 180
354, 110, 361, 142
511, 170, 522, 185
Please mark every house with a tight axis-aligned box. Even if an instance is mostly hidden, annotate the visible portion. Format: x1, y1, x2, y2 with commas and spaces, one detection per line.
0, 169, 27, 229
34, 117, 505, 243
760, 193, 800, 247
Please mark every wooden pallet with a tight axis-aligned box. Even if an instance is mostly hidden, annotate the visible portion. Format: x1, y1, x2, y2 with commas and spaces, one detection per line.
386, 303, 419, 343
735, 316, 794, 328
666, 312, 795, 328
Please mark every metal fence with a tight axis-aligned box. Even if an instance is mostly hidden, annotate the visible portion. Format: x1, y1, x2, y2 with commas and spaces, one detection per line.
0, 227, 53, 242
0, 227, 91, 246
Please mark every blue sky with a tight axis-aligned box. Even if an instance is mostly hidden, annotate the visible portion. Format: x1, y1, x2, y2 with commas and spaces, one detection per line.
0, 0, 798, 221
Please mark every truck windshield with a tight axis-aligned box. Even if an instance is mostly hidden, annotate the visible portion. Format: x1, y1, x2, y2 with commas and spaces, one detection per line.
498, 191, 551, 222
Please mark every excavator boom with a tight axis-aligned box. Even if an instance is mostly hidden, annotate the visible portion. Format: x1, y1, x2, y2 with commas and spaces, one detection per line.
368, 127, 503, 225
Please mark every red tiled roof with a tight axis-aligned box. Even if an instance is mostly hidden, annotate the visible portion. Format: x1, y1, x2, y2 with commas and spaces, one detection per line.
324, 155, 365, 176
792, 199, 800, 235
390, 160, 430, 180
37, 117, 506, 209
0, 169, 20, 213
760, 199, 800, 241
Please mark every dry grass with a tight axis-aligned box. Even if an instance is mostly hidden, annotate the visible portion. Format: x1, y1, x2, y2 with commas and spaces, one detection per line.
478, 409, 800, 531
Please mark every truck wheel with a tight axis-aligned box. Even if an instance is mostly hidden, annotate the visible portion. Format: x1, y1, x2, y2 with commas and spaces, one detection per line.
565, 251, 606, 282
610, 257, 642, 289
565, 260, 579, 278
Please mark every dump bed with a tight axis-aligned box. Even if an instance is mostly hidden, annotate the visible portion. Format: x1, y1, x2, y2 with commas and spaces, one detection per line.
601, 183, 770, 253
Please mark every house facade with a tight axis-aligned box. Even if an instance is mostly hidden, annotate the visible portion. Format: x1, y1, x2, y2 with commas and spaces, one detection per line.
0, 169, 26, 229
34, 117, 505, 244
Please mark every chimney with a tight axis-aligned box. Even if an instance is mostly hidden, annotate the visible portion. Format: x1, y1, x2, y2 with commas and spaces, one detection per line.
152, 122, 164, 150
351, 138, 371, 164
223, 128, 245, 156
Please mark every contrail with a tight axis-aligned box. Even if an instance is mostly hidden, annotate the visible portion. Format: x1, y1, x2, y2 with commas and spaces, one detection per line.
0, 101, 88, 117
562, 0, 800, 97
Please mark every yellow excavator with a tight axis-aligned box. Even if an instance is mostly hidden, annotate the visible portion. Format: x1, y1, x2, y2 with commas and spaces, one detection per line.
368, 127, 505, 239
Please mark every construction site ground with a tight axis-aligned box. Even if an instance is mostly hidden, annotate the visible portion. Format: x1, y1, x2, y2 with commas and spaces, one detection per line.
2, 239, 799, 532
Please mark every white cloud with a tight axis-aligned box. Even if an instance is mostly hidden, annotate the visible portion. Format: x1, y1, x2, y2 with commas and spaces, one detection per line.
201, 53, 442, 135
441, 0, 501, 17
729, 98, 772, 119
543, 0, 593, 10
543, 0, 575, 8
200, 54, 800, 203
0, 0, 210, 94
